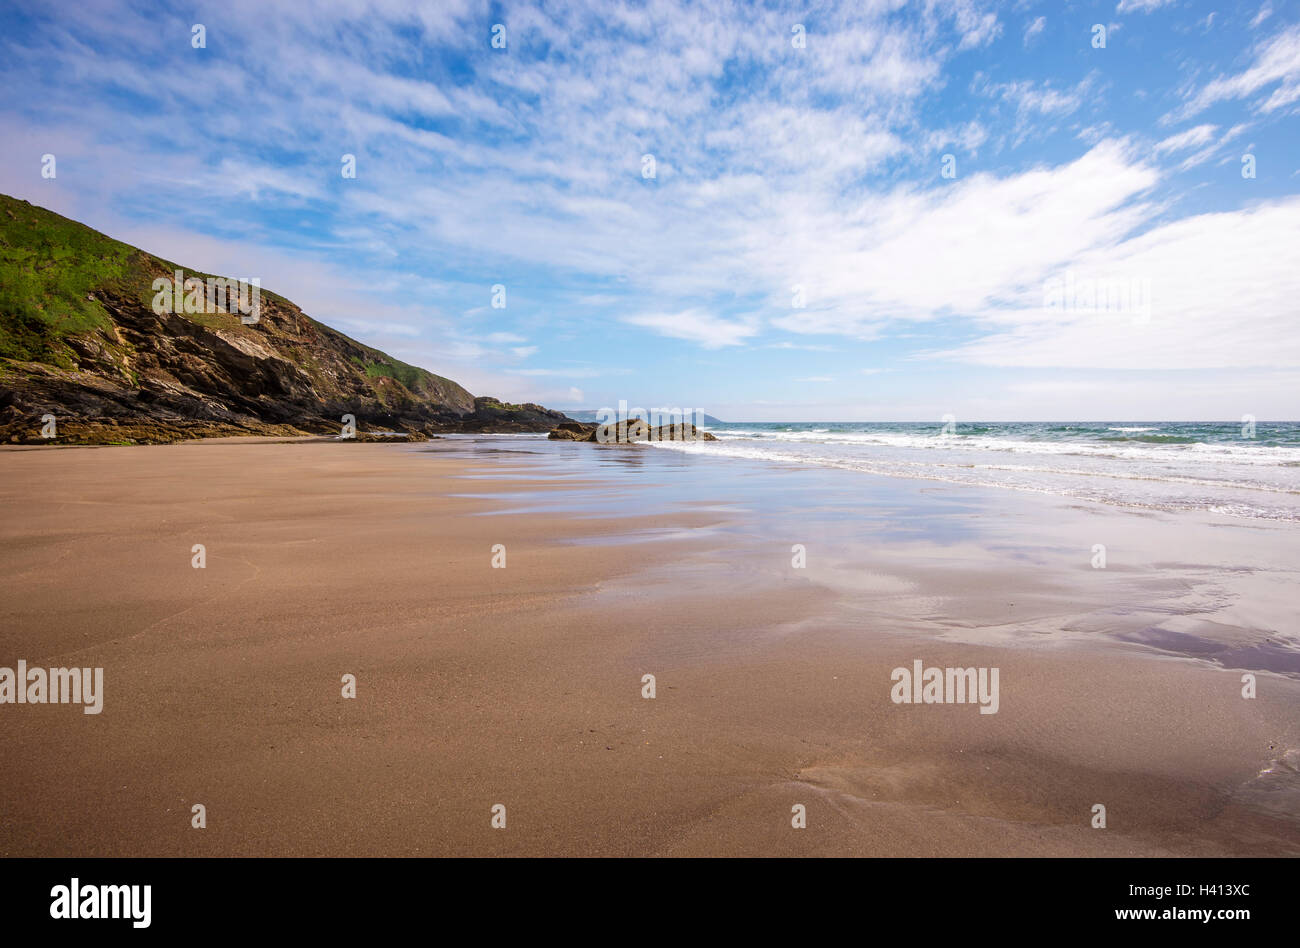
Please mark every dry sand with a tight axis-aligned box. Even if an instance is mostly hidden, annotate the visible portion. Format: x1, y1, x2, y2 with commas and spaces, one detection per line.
0, 438, 1296, 856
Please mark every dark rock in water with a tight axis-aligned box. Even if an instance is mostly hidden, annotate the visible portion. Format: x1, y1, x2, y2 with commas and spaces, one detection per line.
0, 194, 567, 445
597, 418, 651, 443
547, 418, 717, 444
548, 420, 597, 440
344, 431, 424, 443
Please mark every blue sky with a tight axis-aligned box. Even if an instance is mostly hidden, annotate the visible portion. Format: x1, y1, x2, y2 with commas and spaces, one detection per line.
2, 0, 1298, 420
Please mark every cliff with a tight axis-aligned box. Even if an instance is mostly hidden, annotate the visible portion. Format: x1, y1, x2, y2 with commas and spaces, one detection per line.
0, 194, 567, 444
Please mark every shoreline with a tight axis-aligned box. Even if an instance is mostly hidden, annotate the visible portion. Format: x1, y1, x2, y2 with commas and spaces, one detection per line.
1, 437, 1296, 856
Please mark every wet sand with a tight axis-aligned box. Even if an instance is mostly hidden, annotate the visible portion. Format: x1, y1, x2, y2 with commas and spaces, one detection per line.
0, 437, 1296, 856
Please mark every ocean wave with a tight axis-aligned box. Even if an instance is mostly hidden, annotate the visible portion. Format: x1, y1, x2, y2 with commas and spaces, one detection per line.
705, 429, 1300, 465
1100, 434, 1198, 444
642, 436, 1300, 522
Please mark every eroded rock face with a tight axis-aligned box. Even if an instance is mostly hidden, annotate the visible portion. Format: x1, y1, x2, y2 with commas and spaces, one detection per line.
0, 197, 569, 445
547, 418, 717, 444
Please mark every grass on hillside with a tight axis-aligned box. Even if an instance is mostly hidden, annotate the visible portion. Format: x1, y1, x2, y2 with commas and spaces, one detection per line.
0, 194, 143, 365
360, 353, 426, 390
0, 193, 473, 404
0, 193, 292, 368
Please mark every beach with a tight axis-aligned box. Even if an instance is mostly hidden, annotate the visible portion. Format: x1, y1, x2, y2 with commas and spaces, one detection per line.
0, 436, 1296, 857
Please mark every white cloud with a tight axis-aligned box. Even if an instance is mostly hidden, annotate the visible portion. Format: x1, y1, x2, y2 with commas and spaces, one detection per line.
1168, 123, 1252, 169
958, 12, 1002, 50
1023, 16, 1046, 46
935, 196, 1300, 369
978, 73, 1096, 117
925, 120, 989, 154
1116, 0, 1175, 12
622, 310, 759, 348
772, 142, 1158, 336
1154, 124, 1218, 153
1171, 24, 1300, 120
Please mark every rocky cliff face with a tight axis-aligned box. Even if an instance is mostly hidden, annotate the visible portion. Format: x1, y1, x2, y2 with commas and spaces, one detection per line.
0, 195, 568, 444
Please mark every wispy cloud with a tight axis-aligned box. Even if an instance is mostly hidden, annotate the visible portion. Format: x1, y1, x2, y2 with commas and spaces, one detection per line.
623, 311, 759, 348
1116, 0, 1175, 13
1154, 124, 1218, 154
0, 0, 1295, 418
1169, 24, 1300, 121
1023, 16, 1046, 47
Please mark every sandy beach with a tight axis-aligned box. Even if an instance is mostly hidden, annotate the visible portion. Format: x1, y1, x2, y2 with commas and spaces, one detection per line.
0, 436, 1296, 857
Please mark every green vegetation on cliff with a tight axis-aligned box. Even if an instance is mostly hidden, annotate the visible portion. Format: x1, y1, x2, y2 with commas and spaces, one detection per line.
0, 196, 134, 365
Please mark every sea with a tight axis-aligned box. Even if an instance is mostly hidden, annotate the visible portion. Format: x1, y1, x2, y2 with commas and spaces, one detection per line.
641, 421, 1300, 523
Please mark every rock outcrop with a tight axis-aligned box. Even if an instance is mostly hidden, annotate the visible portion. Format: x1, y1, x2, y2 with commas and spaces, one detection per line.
548, 420, 597, 440
0, 194, 569, 444
548, 418, 717, 443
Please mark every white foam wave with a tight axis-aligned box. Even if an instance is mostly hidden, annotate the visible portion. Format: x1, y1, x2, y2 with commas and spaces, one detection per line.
644, 436, 1300, 521
704, 429, 1300, 465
